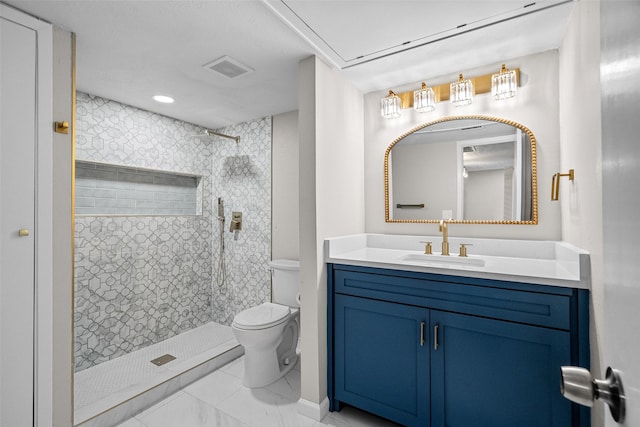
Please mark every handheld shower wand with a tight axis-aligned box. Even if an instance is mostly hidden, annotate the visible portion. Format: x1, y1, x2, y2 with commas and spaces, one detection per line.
215, 198, 227, 293
217, 197, 225, 222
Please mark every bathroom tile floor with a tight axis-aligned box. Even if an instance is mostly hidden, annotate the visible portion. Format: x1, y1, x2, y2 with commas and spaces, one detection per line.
117, 355, 401, 427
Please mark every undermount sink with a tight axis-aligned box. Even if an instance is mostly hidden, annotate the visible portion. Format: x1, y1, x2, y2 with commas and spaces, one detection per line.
400, 253, 486, 267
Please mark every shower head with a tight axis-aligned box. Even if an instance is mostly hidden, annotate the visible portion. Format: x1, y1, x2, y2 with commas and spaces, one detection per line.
192, 129, 240, 144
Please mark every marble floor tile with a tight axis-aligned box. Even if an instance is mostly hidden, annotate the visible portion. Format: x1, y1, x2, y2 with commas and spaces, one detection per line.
183, 369, 245, 407
317, 406, 402, 427
114, 419, 145, 427
116, 349, 396, 427
264, 363, 301, 401
136, 391, 247, 427
215, 386, 315, 427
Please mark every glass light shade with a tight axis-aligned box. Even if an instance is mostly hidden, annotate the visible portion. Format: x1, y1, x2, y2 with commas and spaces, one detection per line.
381, 90, 401, 119
414, 82, 435, 113
450, 74, 473, 106
492, 64, 517, 100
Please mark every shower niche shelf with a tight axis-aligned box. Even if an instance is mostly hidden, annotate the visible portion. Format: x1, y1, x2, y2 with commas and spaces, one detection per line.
75, 160, 202, 216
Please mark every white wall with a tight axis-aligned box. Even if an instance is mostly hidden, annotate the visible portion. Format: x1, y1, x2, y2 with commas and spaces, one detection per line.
272, 111, 300, 260
364, 50, 562, 240
558, 1, 604, 425
52, 27, 74, 427
298, 55, 365, 416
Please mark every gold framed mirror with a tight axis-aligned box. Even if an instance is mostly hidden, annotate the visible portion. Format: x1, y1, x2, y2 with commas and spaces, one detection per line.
385, 115, 538, 224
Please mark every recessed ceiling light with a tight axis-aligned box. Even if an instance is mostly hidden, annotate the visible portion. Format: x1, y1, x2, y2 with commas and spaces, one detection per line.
153, 95, 174, 104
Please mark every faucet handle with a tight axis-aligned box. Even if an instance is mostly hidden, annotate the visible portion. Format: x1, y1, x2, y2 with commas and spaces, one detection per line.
459, 243, 473, 257
419, 241, 433, 255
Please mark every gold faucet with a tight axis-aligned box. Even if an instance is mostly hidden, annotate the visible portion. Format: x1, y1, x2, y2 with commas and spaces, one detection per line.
439, 220, 449, 255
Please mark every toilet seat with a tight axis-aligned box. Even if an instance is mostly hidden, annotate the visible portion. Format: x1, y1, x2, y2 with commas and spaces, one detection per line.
232, 302, 290, 330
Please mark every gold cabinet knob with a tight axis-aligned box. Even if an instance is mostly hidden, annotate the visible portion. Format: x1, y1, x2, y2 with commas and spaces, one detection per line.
18, 229, 30, 237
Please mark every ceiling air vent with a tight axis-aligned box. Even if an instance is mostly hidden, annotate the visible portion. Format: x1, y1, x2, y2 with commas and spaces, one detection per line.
203, 55, 254, 79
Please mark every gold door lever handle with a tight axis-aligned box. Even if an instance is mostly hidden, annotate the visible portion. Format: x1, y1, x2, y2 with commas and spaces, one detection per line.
18, 229, 30, 237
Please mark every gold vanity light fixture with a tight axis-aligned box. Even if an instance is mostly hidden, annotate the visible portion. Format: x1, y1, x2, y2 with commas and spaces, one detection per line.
450, 74, 473, 106
381, 90, 402, 119
414, 82, 436, 113
492, 64, 518, 100
379, 65, 520, 118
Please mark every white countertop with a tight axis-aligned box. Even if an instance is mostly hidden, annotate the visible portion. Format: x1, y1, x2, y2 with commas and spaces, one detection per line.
324, 234, 590, 289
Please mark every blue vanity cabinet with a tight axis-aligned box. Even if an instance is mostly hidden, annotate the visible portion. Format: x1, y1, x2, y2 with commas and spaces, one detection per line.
430, 310, 571, 427
334, 294, 430, 427
327, 264, 590, 427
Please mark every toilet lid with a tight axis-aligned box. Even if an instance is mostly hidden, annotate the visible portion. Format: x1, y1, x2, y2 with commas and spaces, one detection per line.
233, 302, 290, 330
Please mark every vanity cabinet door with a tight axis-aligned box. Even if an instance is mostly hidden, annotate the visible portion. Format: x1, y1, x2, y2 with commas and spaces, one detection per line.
430, 310, 572, 427
334, 295, 430, 427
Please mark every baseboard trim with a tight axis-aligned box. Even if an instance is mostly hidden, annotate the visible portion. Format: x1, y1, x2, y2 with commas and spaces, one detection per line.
297, 396, 330, 421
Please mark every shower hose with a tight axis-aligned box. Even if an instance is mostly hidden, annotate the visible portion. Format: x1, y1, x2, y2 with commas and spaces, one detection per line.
215, 215, 227, 294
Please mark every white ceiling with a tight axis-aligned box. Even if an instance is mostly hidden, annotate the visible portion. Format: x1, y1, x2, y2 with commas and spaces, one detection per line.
5, 0, 574, 129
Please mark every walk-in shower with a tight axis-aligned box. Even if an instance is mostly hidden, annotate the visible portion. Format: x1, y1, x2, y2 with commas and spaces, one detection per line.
72, 92, 272, 426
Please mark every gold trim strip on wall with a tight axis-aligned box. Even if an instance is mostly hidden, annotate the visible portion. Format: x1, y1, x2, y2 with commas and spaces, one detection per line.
71, 31, 77, 426
396, 68, 520, 108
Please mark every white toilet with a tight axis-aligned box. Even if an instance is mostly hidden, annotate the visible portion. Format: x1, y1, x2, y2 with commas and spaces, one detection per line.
231, 259, 300, 388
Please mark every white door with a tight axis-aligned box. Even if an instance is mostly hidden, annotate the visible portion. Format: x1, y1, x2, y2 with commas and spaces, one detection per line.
601, 0, 640, 425
0, 12, 37, 427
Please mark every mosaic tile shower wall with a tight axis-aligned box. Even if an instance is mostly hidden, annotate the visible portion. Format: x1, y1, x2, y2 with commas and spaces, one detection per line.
74, 92, 271, 371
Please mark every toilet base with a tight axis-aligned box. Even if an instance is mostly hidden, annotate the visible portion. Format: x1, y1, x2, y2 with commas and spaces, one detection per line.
242, 348, 298, 388
238, 314, 299, 388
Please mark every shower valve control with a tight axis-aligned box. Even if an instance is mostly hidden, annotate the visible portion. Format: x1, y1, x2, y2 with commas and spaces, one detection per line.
230, 211, 242, 232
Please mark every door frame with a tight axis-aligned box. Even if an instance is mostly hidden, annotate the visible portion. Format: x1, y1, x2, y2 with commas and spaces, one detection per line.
0, 4, 53, 425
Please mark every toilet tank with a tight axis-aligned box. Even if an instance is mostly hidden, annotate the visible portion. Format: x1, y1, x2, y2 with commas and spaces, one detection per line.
269, 259, 299, 308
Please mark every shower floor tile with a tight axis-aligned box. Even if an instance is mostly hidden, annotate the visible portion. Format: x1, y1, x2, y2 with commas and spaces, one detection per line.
75, 322, 240, 425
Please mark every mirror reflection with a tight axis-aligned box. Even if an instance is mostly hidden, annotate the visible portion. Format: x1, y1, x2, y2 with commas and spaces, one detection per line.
385, 116, 537, 224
